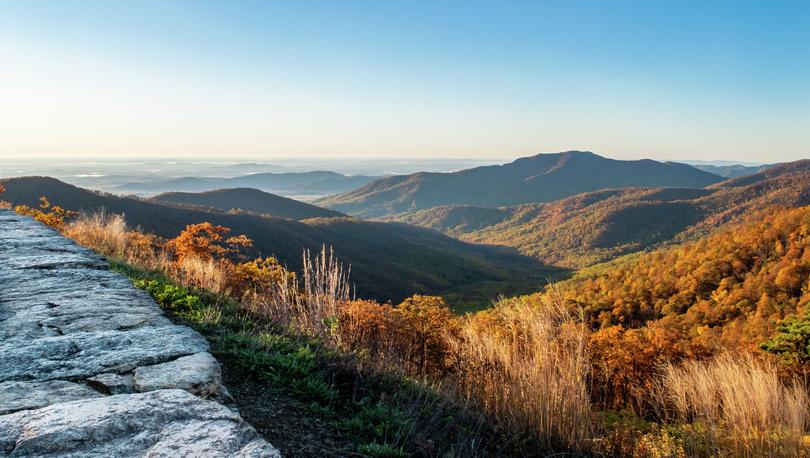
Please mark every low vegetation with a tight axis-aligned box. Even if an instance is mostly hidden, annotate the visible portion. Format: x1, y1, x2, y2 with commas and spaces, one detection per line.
11, 197, 810, 456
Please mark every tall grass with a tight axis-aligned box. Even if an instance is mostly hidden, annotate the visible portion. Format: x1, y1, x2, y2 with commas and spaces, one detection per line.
256, 245, 351, 343
660, 353, 809, 457
64, 212, 168, 268
451, 292, 594, 451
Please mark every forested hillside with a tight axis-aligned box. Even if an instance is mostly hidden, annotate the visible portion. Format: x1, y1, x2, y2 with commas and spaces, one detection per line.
319, 151, 722, 217
1, 177, 561, 305
535, 204, 810, 352
391, 160, 810, 267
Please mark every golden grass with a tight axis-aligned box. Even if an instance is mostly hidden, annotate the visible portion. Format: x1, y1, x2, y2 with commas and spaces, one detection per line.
660, 353, 809, 457
451, 291, 594, 450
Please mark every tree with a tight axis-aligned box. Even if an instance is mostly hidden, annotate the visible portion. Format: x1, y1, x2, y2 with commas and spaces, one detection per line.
761, 312, 810, 367
166, 222, 252, 264
395, 295, 458, 376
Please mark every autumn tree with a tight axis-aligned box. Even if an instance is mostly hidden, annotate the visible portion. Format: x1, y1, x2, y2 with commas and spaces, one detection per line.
395, 295, 459, 376
166, 222, 252, 264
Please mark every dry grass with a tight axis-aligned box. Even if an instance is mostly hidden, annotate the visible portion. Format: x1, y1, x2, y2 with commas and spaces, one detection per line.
257, 245, 351, 343
451, 291, 594, 451
65, 212, 167, 268
660, 353, 810, 457
175, 256, 230, 294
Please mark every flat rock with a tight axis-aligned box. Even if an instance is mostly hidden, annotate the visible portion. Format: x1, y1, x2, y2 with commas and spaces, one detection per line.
0, 324, 210, 382
86, 372, 135, 395
0, 210, 279, 455
0, 389, 280, 457
0, 380, 102, 415
135, 352, 222, 398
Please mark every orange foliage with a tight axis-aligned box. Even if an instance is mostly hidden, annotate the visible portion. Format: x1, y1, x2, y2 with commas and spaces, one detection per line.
0, 182, 8, 209
587, 321, 709, 412
229, 256, 295, 299
166, 222, 253, 264
337, 295, 459, 376
395, 295, 459, 375
15, 197, 78, 230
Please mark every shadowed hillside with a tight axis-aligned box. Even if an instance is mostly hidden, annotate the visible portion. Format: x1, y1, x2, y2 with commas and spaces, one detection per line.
389, 160, 810, 267
318, 151, 723, 217
150, 188, 343, 220
0, 177, 564, 306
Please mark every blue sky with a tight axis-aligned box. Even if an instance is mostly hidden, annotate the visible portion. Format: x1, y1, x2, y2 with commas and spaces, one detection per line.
0, 1, 808, 162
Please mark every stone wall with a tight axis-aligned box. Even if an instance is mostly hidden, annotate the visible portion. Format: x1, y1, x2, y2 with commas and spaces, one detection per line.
0, 210, 279, 457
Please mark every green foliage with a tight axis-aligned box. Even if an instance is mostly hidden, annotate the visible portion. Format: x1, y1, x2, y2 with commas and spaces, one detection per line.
357, 442, 409, 458
761, 313, 810, 365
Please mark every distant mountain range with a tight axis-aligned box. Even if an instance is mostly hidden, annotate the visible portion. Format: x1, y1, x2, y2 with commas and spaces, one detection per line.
149, 188, 343, 220
386, 160, 810, 267
318, 151, 724, 217
114, 171, 380, 198
0, 177, 562, 307
687, 163, 773, 178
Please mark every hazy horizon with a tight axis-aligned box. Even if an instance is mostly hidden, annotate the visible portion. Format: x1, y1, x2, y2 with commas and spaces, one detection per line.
1, 1, 808, 163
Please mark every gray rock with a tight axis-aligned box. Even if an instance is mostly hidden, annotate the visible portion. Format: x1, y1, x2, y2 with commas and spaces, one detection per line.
0, 210, 280, 455
135, 352, 222, 398
0, 325, 209, 382
213, 384, 236, 405
0, 380, 102, 415
0, 389, 280, 457
86, 372, 135, 395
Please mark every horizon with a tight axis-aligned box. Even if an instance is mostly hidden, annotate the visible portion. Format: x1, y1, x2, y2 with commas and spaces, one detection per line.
1, 1, 809, 163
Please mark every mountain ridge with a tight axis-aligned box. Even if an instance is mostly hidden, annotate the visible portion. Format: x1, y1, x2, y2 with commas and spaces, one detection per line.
149, 188, 343, 220
318, 151, 723, 217
0, 176, 563, 306
386, 160, 810, 268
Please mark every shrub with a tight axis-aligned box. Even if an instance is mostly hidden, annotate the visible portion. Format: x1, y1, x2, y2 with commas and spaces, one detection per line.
15, 196, 77, 230
165, 222, 252, 265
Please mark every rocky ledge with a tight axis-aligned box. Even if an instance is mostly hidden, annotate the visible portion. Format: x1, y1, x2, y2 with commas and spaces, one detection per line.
0, 210, 279, 457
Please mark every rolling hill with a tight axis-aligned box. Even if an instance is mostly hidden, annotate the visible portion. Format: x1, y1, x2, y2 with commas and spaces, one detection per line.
115, 171, 380, 198
318, 151, 723, 217
0, 177, 563, 307
149, 188, 343, 220
687, 163, 773, 178
388, 160, 810, 268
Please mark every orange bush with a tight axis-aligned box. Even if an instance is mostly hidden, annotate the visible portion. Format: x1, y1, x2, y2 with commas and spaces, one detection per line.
339, 299, 400, 362
166, 222, 252, 264
394, 295, 459, 376
229, 256, 296, 299
15, 197, 77, 230
0, 182, 8, 210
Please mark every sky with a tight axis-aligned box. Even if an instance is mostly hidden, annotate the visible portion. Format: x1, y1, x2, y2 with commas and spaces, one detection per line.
0, 0, 808, 163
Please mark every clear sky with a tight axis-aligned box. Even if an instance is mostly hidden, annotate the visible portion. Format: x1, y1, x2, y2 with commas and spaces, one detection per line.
1, 0, 808, 163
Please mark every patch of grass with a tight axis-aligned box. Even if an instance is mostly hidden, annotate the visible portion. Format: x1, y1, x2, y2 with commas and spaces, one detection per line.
111, 261, 457, 456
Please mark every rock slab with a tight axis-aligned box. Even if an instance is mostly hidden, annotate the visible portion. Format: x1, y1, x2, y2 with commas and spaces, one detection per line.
0, 210, 279, 456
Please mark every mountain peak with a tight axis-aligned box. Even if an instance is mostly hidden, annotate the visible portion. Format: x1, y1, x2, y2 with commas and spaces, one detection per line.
319, 151, 724, 217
